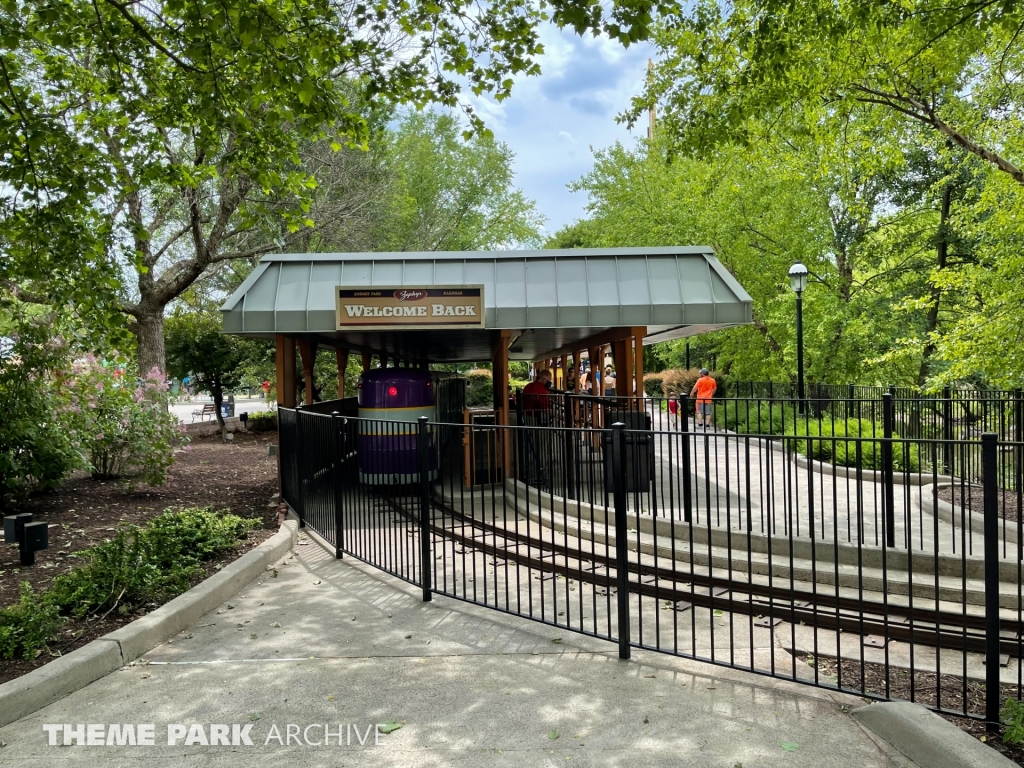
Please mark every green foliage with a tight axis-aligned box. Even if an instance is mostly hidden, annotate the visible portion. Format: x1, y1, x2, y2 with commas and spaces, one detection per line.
0, 321, 182, 503
465, 369, 493, 408
166, 311, 243, 427
643, 373, 664, 398
716, 402, 921, 471
375, 112, 545, 251
0, 324, 88, 503
0, 507, 258, 660
1002, 698, 1024, 745
62, 355, 184, 485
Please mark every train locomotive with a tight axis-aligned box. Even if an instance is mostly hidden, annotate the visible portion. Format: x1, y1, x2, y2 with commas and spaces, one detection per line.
356, 368, 440, 485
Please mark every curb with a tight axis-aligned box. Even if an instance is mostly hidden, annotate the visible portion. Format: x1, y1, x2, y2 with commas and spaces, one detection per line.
919, 483, 1017, 545
765, 438, 952, 486
0, 520, 298, 728
853, 701, 1017, 768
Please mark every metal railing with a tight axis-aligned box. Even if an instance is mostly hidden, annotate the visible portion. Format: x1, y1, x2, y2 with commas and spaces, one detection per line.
278, 401, 1024, 726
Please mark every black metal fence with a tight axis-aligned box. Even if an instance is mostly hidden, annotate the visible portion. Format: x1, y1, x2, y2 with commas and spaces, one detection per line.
279, 398, 1024, 727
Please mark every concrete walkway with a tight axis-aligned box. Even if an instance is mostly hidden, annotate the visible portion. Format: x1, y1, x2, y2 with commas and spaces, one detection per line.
0, 540, 891, 767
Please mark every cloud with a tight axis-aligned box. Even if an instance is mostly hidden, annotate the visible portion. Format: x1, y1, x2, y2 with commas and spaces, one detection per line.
479, 27, 653, 234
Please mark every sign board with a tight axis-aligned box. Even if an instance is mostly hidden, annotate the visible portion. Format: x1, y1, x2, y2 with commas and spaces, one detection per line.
336, 286, 485, 329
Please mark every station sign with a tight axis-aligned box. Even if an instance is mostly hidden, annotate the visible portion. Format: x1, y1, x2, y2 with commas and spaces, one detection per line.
335, 286, 485, 329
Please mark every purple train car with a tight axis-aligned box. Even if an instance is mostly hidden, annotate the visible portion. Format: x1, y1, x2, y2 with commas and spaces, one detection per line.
356, 369, 439, 485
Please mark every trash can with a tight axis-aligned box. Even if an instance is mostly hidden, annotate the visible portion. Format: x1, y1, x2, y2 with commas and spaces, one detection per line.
219, 402, 235, 418
602, 410, 653, 493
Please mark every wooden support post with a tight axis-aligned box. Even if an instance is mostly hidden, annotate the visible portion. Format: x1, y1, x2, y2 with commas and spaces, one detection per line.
493, 329, 512, 475
631, 327, 646, 400
612, 339, 628, 397
276, 335, 297, 409
335, 348, 349, 400
380, 356, 387, 368
297, 339, 317, 406
361, 352, 370, 372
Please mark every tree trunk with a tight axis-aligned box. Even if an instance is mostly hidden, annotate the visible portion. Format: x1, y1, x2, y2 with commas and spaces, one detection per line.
212, 384, 228, 441
134, 308, 166, 376
917, 182, 951, 387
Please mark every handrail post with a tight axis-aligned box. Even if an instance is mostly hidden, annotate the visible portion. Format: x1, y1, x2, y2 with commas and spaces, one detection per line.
332, 412, 345, 559
982, 432, 1001, 730
295, 405, 305, 528
417, 416, 433, 602
882, 393, 895, 548
679, 394, 693, 524
564, 392, 576, 500
611, 421, 631, 660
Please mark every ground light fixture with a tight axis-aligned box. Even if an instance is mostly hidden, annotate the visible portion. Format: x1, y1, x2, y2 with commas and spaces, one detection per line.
788, 262, 808, 412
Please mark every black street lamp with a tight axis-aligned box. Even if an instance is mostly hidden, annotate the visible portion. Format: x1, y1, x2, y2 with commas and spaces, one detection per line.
788, 262, 808, 413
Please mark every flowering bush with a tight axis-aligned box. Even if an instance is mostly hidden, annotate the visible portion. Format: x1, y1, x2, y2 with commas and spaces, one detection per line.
62, 355, 185, 486
0, 328, 86, 502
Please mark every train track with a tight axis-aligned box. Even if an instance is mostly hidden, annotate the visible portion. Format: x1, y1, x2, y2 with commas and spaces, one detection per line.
377, 492, 1023, 657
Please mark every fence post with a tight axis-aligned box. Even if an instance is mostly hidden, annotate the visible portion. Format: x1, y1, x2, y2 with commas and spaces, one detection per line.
1015, 389, 1023, 495
942, 386, 954, 474
295, 405, 305, 529
611, 421, 631, 660
417, 416, 432, 603
847, 383, 855, 421
331, 412, 345, 559
563, 392, 576, 501
982, 432, 1001, 729
882, 393, 895, 548
679, 394, 693, 524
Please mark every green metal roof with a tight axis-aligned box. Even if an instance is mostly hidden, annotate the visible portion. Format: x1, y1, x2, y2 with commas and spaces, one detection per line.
220, 247, 753, 362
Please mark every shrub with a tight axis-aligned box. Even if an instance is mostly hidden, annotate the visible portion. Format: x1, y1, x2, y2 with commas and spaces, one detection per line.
716, 402, 922, 471
62, 355, 185, 486
660, 369, 727, 397
509, 378, 530, 392
1002, 698, 1024, 745
0, 507, 259, 660
465, 368, 493, 408
643, 372, 664, 398
0, 327, 87, 502
245, 410, 278, 432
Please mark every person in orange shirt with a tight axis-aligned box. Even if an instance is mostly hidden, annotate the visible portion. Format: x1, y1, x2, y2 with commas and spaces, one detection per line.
689, 368, 717, 429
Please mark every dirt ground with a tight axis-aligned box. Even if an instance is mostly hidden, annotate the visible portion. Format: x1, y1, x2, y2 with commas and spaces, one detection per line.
813, 655, 1024, 765
0, 430, 280, 685
938, 485, 1022, 523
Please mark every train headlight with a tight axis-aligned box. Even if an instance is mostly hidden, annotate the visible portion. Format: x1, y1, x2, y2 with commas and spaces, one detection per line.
388, 386, 398, 397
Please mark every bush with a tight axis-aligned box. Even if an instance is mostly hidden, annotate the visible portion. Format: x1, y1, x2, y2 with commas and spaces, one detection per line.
465, 368, 493, 408
509, 378, 530, 392
245, 410, 278, 432
716, 401, 921, 471
62, 355, 185, 486
643, 372, 664, 398
0, 507, 258, 660
660, 368, 727, 397
0, 327, 87, 502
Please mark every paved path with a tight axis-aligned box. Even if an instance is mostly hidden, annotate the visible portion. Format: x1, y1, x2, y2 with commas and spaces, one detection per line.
170, 397, 274, 425
0, 541, 889, 767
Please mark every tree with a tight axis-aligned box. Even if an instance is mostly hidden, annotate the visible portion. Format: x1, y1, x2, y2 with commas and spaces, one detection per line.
377, 112, 544, 251
165, 312, 243, 439
631, 1, 1024, 185
2, 0, 678, 375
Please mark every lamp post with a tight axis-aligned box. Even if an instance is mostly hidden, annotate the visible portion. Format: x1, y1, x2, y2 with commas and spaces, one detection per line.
788, 262, 808, 413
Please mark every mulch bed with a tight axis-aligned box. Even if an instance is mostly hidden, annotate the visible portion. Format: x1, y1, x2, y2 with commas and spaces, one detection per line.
812, 655, 1024, 765
937, 485, 1022, 523
0, 430, 281, 686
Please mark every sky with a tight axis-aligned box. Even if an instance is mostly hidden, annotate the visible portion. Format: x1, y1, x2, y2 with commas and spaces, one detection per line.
468, 26, 655, 239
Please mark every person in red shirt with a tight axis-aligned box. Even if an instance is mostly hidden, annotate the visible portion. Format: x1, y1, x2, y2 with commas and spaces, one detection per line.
689, 369, 717, 429
522, 369, 553, 420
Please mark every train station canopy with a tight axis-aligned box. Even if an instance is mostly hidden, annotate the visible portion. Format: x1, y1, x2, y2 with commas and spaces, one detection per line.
220, 247, 753, 363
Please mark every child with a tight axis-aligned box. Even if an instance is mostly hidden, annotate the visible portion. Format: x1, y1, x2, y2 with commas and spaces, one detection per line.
668, 393, 679, 429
